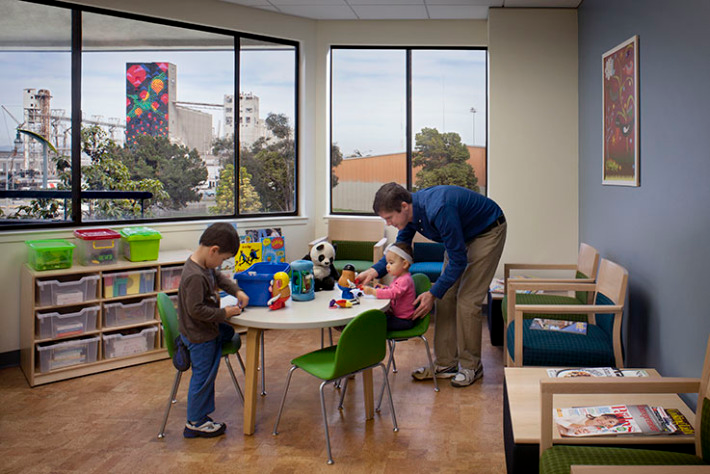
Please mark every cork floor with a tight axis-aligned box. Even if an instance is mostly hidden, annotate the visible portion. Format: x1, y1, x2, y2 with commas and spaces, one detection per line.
0, 322, 507, 474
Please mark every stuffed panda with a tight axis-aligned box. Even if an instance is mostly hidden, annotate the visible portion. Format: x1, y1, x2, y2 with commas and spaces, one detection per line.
304, 241, 339, 291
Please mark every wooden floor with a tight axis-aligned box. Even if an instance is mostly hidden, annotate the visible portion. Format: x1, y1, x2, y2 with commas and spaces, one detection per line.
0, 321, 507, 473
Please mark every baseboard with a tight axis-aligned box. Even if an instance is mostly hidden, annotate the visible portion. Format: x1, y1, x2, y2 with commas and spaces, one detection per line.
0, 350, 20, 369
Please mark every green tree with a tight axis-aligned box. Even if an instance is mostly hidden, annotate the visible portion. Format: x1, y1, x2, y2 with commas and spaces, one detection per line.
412, 127, 479, 192
331, 143, 343, 188
210, 164, 262, 215
119, 134, 207, 210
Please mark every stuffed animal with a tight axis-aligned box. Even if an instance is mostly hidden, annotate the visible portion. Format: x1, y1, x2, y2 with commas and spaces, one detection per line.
304, 241, 339, 291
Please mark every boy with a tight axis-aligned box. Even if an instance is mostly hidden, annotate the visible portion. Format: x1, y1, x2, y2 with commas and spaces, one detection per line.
178, 223, 249, 438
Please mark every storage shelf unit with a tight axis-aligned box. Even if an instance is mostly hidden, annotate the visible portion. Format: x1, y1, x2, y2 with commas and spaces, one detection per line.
21, 249, 190, 386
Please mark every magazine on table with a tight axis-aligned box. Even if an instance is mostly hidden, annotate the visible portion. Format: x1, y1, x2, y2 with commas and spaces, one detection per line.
664, 408, 695, 435
530, 318, 588, 334
546, 367, 650, 378
554, 404, 677, 437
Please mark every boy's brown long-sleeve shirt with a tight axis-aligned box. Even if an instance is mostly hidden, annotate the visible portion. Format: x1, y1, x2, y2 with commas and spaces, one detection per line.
178, 257, 240, 343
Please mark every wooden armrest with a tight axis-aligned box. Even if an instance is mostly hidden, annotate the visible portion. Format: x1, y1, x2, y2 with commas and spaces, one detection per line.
308, 236, 328, 253
373, 237, 387, 262
505, 263, 578, 272
508, 281, 596, 292
539, 377, 701, 454
515, 304, 624, 314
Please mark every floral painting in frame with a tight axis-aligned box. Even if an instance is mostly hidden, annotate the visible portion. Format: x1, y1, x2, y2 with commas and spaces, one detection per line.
602, 35, 639, 186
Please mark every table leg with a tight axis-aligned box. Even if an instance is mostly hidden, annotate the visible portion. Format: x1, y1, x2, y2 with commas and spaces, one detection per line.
243, 327, 262, 435
362, 367, 374, 420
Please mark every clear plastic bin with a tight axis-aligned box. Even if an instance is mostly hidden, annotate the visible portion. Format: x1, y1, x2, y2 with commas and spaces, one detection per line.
102, 326, 158, 359
168, 294, 178, 310
36, 305, 99, 339
103, 297, 156, 327
103, 268, 156, 298
73, 229, 121, 266
160, 265, 183, 291
36, 275, 100, 307
36, 336, 99, 373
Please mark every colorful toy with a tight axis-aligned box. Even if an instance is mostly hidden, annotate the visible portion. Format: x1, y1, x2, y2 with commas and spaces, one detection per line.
267, 271, 290, 310
290, 259, 315, 301
304, 241, 339, 291
329, 298, 360, 309
337, 264, 358, 300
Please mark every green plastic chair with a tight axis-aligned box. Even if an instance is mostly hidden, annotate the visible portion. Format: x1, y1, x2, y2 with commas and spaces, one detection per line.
272, 309, 398, 465
156, 292, 245, 439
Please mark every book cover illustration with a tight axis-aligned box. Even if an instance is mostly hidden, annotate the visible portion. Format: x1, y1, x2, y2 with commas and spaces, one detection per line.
261, 236, 286, 264
665, 408, 695, 435
235, 242, 262, 272
242, 228, 282, 243
554, 404, 672, 437
530, 318, 588, 334
547, 367, 649, 378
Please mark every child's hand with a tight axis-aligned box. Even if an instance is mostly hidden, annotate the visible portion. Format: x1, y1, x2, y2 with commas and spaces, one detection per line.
236, 290, 249, 309
224, 305, 242, 317
363, 286, 376, 296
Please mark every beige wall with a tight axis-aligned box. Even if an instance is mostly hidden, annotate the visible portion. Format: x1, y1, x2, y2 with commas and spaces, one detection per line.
488, 8, 579, 269
0, 4, 580, 355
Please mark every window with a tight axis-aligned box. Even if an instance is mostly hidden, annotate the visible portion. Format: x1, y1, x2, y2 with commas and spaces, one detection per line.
330, 47, 487, 214
0, 0, 298, 228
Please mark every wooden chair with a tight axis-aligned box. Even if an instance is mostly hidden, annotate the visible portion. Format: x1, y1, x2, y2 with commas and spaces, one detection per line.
505, 258, 628, 368
310, 218, 387, 273
538, 335, 710, 473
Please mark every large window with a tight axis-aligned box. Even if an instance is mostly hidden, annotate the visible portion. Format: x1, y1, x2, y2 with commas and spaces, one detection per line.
331, 47, 487, 214
0, 0, 298, 228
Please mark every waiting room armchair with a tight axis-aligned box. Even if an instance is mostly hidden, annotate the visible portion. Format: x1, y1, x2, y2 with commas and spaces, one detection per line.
310, 218, 387, 274
409, 234, 445, 283
538, 335, 710, 473
505, 258, 628, 368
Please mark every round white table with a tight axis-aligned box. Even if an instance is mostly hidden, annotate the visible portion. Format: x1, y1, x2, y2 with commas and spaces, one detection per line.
228, 288, 390, 435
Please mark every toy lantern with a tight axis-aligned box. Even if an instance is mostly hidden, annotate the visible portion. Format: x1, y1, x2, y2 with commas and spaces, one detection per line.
290, 259, 315, 301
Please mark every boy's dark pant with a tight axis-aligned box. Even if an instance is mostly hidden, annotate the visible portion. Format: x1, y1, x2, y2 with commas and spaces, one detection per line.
181, 322, 235, 423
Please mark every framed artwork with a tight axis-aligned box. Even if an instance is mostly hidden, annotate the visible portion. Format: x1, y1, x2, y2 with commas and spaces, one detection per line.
602, 35, 639, 186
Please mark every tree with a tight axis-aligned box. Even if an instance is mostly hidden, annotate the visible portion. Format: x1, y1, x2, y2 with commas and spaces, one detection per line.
210, 164, 262, 215
412, 127, 479, 192
331, 143, 343, 188
119, 134, 207, 210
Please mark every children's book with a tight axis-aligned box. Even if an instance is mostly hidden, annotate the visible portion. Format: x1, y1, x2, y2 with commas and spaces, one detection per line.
554, 404, 671, 437
235, 242, 263, 272
261, 236, 286, 264
530, 318, 588, 334
546, 367, 650, 378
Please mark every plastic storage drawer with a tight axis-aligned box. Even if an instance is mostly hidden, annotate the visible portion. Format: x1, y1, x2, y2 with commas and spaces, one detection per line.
36, 305, 99, 339
102, 327, 158, 359
36, 275, 100, 307
36, 336, 99, 372
103, 269, 156, 298
160, 265, 183, 291
103, 297, 157, 327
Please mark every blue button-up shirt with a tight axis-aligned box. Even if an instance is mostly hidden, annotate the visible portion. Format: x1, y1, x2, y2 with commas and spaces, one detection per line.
373, 185, 503, 299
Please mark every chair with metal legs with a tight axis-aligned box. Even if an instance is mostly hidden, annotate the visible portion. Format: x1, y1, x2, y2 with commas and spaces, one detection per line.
156, 292, 245, 439
272, 309, 398, 464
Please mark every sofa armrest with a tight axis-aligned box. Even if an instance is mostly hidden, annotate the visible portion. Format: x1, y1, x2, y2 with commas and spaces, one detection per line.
308, 236, 328, 254
373, 237, 387, 263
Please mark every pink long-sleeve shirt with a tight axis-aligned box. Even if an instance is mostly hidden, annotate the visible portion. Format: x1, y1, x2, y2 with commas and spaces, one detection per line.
375, 273, 416, 320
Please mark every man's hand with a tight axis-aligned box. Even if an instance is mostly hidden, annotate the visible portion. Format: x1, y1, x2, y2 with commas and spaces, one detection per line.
355, 268, 378, 286
412, 291, 435, 319
236, 290, 250, 309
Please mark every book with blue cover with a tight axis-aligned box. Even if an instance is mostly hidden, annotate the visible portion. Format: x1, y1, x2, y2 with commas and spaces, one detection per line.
530, 318, 588, 334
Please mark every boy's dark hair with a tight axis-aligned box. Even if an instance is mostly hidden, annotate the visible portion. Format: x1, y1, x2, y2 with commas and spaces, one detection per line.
391, 242, 414, 260
199, 223, 239, 256
373, 182, 412, 214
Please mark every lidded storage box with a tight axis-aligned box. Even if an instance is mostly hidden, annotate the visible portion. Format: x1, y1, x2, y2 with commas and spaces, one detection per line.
234, 262, 290, 306
119, 227, 162, 262
26, 239, 75, 271
73, 228, 121, 266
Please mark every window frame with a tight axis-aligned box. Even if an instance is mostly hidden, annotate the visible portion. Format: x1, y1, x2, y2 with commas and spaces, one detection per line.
329, 45, 487, 216
0, 0, 300, 230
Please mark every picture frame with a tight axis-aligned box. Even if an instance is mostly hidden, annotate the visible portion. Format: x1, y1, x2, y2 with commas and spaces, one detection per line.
602, 35, 639, 186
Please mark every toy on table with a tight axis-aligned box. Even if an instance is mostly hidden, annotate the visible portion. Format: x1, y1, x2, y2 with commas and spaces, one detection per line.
267, 271, 290, 310
329, 298, 360, 309
290, 259, 315, 301
303, 241, 339, 291
337, 264, 359, 300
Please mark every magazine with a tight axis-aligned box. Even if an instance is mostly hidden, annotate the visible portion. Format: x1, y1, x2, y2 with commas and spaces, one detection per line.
546, 367, 650, 378
665, 408, 695, 435
554, 404, 672, 437
489, 277, 539, 294
530, 318, 588, 335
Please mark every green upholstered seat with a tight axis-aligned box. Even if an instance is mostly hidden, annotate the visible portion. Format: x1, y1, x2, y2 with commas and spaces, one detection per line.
333, 239, 378, 273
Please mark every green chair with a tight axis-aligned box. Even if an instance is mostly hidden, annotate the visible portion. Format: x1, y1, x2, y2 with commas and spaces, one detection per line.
272, 309, 398, 465
538, 335, 710, 474
156, 292, 245, 439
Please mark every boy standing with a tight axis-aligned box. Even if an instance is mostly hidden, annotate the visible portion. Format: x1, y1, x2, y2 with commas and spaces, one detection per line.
178, 223, 249, 438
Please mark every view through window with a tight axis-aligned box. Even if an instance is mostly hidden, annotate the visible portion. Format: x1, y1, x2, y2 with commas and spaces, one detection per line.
331, 47, 487, 214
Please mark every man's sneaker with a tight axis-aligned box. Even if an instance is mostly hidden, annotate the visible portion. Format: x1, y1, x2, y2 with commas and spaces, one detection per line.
411, 364, 458, 381
450, 367, 483, 388
183, 416, 226, 438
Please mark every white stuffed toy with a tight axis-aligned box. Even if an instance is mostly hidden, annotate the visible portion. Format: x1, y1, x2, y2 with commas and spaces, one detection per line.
304, 241, 339, 291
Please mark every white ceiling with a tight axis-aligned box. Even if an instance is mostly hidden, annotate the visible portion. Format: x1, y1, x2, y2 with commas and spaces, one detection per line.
218, 0, 582, 21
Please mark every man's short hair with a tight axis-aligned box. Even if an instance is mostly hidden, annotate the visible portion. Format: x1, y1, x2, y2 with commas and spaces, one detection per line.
199, 223, 239, 256
373, 182, 412, 214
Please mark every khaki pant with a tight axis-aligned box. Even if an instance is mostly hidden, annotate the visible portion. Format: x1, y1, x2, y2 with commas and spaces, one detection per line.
434, 222, 507, 371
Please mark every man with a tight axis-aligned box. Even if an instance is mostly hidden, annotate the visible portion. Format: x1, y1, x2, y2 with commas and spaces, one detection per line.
358, 183, 506, 387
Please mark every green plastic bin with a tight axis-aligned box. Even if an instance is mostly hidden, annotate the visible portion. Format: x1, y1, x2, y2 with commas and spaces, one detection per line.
26, 239, 75, 271
118, 227, 162, 262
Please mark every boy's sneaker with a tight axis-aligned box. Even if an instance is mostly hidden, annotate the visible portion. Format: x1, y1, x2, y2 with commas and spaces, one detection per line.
411, 364, 458, 381
450, 366, 483, 388
183, 416, 226, 438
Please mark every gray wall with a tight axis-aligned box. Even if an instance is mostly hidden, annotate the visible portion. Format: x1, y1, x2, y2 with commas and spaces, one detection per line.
578, 0, 710, 379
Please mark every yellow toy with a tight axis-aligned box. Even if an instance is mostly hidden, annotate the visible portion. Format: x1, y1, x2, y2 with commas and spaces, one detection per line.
267, 271, 290, 310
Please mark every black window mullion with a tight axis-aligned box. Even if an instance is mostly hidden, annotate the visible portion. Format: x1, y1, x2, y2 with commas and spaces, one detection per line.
235, 36, 240, 217
70, 8, 81, 224
405, 49, 412, 190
